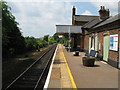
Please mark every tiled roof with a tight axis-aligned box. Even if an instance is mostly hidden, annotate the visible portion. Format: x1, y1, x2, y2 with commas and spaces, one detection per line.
75, 15, 99, 22
82, 18, 100, 29
93, 13, 120, 28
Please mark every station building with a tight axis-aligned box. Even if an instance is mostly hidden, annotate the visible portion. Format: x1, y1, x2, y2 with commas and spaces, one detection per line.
71, 6, 99, 50
73, 6, 120, 68
56, 6, 120, 68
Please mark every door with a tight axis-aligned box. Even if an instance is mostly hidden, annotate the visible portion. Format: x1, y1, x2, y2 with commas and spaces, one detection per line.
103, 35, 110, 61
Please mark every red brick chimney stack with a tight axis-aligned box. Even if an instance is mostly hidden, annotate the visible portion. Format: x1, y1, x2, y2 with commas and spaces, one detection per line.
72, 6, 76, 16
106, 9, 110, 17
72, 6, 76, 25
99, 6, 110, 20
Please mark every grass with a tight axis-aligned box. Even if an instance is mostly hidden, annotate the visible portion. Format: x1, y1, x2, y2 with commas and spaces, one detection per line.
32, 51, 40, 56
16, 51, 41, 61
17, 57, 29, 61
2, 45, 53, 89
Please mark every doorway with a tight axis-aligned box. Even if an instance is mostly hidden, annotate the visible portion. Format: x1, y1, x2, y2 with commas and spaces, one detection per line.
103, 35, 110, 61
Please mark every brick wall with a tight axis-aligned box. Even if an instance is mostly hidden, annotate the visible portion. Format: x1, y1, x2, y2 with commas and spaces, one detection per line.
83, 29, 119, 68
84, 35, 89, 50
74, 21, 88, 26
109, 51, 118, 61
96, 29, 119, 62
98, 32, 104, 57
109, 29, 118, 35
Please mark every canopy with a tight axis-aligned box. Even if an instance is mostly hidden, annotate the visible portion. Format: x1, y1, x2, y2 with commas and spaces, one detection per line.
56, 25, 82, 34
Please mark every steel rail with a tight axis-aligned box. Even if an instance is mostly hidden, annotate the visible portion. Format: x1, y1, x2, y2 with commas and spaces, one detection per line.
4, 44, 56, 90
34, 45, 56, 90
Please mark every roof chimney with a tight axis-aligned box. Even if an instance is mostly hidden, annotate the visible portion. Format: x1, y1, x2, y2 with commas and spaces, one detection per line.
99, 6, 110, 20
72, 6, 76, 16
103, 6, 105, 10
72, 6, 76, 25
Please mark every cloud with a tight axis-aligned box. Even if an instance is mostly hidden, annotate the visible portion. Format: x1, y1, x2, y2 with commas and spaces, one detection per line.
81, 10, 93, 15
90, 1, 119, 15
5, 0, 119, 38
7, 1, 73, 38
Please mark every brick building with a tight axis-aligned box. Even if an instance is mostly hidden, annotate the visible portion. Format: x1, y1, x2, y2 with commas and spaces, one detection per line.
72, 6, 120, 68
72, 6, 99, 50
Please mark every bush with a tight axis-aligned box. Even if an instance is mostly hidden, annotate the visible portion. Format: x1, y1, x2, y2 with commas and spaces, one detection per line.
25, 37, 38, 51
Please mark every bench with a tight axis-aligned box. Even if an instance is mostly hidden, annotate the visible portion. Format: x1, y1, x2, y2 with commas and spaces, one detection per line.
85, 50, 97, 57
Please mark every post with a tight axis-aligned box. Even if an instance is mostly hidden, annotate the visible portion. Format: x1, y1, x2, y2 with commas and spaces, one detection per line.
118, 1, 120, 69
68, 26, 71, 52
0, 6, 2, 89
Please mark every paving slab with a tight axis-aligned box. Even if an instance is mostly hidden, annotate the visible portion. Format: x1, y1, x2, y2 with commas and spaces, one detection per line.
48, 44, 119, 89
48, 44, 72, 88
62, 45, 119, 88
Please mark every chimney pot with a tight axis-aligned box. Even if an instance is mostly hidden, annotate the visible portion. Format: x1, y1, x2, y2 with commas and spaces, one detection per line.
103, 6, 105, 10
99, 6, 110, 20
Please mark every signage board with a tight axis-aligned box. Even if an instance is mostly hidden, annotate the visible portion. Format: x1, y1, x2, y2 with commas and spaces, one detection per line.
110, 34, 118, 51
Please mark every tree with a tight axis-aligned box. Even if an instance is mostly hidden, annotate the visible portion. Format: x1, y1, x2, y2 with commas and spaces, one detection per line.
53, 33, 60, 43
2, 1, 26, 57
43, 35, 49, 42
25, 37, 38, 51
48, 36, 56, 44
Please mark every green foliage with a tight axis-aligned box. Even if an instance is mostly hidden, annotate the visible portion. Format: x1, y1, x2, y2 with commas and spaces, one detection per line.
2, 1, 26, 57
59, 36, 69, 44
37, 39, 44, 48
43, 35, 49, 42
37, 38, 48, 47
24, 36, 50, 51
2, 1, 68, 58
53, 34, 60, 43
50, 34, 70, 44
48, 36, 56, 44
25, 37, 38, 51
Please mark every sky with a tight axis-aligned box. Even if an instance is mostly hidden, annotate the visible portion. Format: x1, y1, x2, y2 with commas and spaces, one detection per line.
5, 0, 119, 38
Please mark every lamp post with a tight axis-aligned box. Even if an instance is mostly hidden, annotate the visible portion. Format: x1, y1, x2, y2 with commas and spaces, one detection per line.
68, 26, 71, 52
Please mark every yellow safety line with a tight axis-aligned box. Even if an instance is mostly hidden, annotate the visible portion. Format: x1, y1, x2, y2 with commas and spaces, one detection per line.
60, 44, 77, 89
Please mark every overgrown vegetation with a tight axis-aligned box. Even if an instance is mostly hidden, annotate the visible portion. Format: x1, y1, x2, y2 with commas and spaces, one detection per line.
59, 34, 70, 47
2, 1, 26, 57
2, 1, 69, 58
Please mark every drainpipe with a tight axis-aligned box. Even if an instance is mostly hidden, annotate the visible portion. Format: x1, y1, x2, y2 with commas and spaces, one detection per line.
118, 30, 120, 68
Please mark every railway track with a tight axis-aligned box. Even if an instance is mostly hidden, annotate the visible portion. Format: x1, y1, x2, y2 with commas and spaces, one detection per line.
3, 44, 57, 90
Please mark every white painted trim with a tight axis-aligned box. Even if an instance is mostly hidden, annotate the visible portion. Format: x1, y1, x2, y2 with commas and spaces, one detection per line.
43, 45, 58, 89
89, 37, 91, 53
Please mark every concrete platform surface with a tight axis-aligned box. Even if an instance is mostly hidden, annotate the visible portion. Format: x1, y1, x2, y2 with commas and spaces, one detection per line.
48, 44, 73, 88
48, 44, 119, 89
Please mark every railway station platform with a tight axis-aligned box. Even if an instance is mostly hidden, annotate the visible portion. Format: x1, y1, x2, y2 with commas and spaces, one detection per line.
46, 44, 119, 89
